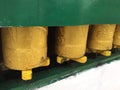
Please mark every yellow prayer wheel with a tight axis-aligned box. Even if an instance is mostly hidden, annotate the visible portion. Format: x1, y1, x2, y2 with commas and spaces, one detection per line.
88, 24, 116, 56
1, 27, 50, 80
113, 25, 120, 48
55, 25, 89, 64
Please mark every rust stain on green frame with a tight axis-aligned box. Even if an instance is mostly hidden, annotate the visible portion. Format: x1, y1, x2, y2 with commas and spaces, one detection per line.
0, 0, 120, 26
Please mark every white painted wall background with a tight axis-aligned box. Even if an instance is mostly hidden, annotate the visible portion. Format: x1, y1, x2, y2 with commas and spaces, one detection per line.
37, 60, 120, 90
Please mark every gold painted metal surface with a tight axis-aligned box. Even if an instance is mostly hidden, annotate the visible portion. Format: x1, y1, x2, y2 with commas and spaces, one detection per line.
113, 25, 120, 48
88, 24, 116, 53
22, 70, 32, 80
2, 27, 49, 70
55, 25, 89, 60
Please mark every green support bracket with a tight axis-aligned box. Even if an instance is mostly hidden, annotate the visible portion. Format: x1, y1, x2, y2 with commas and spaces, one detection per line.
0, 0, 120, 26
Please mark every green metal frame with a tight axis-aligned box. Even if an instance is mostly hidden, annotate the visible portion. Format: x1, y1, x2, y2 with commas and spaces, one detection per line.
0, 0, 120, 89
0, 0, 120, 26
0, 50, 120, 90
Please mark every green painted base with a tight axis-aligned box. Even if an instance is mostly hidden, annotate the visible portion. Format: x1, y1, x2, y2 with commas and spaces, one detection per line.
0, 50, 120, 90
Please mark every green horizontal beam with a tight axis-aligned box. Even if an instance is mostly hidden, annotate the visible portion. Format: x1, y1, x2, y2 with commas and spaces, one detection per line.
0, 0, 120, 26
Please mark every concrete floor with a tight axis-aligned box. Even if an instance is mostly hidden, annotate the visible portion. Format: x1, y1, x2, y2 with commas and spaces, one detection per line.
38, 60, 120, 90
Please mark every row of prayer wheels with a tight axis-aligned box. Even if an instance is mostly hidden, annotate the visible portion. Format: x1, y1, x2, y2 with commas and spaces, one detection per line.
0, 24, 120, 80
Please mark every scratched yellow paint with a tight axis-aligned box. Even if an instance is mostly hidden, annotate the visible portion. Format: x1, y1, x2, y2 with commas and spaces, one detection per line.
55, 25, 89, 63
1, 27, 49, 71
88, 24, 116, 56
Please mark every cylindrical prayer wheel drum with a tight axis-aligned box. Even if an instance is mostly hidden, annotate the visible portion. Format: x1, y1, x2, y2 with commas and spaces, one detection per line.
1, 27, 50, 80
113, 25, 120, 48
55, 25, 89, 63
88, 24, 116, 56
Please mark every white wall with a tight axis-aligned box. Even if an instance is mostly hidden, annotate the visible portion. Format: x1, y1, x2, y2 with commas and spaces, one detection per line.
38, 60, 120, 90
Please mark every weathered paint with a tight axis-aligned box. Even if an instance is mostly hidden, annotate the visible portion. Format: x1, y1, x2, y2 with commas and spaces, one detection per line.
1, 27, 50, 80
88, 24, 116, 56
55, 25, 89, 63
